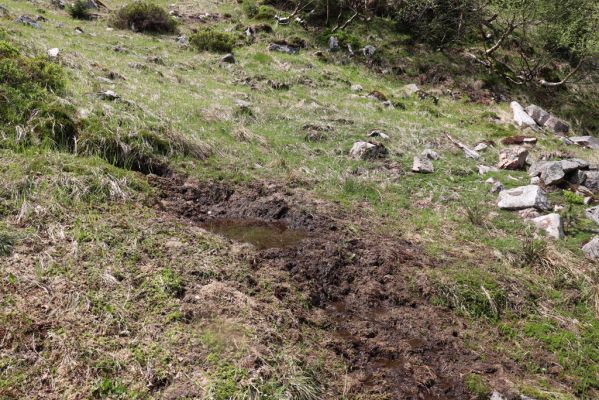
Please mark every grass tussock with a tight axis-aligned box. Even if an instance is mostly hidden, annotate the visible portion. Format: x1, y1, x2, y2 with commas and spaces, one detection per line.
190, 29, 235, 53
112, 1, 177, 34
68, 0, 94, 21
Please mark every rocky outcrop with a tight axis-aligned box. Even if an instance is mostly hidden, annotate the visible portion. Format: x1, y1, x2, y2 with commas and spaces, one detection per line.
497, 185, 550, 210
497, 146, 528, 170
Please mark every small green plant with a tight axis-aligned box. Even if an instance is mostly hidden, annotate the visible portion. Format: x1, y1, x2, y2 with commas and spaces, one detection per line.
242, 0, 258, 18
112, 1, 177, 34
564, 190, 584, 205
515, 237, 549, 269
68, 0, 93, 21
464, 373, 490, 399
190, 29, 235, 53
0, 230, 15, 256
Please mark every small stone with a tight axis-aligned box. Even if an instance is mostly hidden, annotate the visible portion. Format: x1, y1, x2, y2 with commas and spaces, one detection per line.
221, 53, 235, 63
530, 213, 565, 239
47, 48, 59, 58
510, 101, 538, 129
585, 206, 599, 225
530, 176, 540, 185
497, 146, 528, 170
235, 99, 252, 108
473, 142, 489, 152
98, 90, 119, 101
351, 84, 363, 92
349, 141, 387, 160
490, 181, 504, 193
362, 45, 376, 57
268, 43, 299, 54
421, 149, 439, 160
403, 84, 420, 96
328, 36, 340, 51
479, 165, 499, 175
524, 104, 551, 125
543, 115, 569, 135
367, 130, 389, 140
497, 185, 550, 210
582, 237, 599, 261
412, 156, 434, 173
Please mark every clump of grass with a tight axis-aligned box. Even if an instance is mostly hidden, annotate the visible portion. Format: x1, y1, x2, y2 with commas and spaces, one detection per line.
112, 1, 177, 34
0, 229, 15, 256
190, 29, 235, 53
68, 0, 94, 21
464, 373, 490, 399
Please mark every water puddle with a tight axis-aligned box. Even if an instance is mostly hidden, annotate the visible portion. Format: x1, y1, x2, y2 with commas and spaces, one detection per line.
201, 218, 308, 250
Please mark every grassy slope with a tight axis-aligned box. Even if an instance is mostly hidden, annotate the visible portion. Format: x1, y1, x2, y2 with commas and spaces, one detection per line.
1, 0, 598, 399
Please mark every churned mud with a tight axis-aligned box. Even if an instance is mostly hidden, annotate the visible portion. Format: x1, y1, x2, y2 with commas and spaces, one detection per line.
151, 174, 504, 399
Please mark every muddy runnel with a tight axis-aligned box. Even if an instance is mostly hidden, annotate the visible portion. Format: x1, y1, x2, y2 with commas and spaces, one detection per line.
151, 175, 498, 399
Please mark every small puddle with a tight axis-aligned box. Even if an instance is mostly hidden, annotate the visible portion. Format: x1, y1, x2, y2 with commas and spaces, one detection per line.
201, 218, 308, 250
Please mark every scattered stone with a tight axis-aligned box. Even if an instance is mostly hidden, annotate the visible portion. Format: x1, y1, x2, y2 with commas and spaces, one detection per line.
479, 165, 499, 175
412, 156, 434, 173
498, 185, 550, 210
490, 181, 504, 193
328, 36, 339, 51
362, 45, 376, 57
98, 90, 119, 101
445, 133, 480, 159
524, 104, 550, 125
15, 15, 41, 29
485, 177, 496, 184
543, 115, 569, 135
510, 101, 537, 129
381, 100, 394, 109
403, 83, 420, 96
350, 84, 363, 92
349, 141, 387, 160
585, 206, 599, 225
473, 142, 489, 152
497, 146, 528, 170
221, 53, 235, 63
569, 136, 599, 150
421, 148, 440, 160
501, 135, 537, 146
47, 48, 59, 58
582, 171, 599, 193
176, 35, 189, 46
530, 213, 565, 239
147, 56, 165, 65
74, 27, 84, 34
114, 46, 127, 53
268, 43, 299, 54
518, 208, 541, 219
582, 237, 599, 261
367, 130, 389, 140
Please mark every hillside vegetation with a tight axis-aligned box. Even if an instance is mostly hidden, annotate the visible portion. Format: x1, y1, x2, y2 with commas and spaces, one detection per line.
1, 1, 598, 399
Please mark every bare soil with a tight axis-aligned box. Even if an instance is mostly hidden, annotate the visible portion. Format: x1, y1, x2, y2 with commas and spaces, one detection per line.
151, 174, 515, 399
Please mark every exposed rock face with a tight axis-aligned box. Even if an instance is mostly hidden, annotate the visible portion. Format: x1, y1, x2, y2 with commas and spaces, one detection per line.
530, 213, 565, 239
528, 159, 590, 186
497, 185, 550, 210
510, 101, 537, 129
585, 206, 599, 225
412, 156, 434, 173
582, 237, 599, 261
543, 115, 569, 135
349, 141, 387, 160
497, 146, 528, 170
569, 136, 599, 150
524, 104, 550, 125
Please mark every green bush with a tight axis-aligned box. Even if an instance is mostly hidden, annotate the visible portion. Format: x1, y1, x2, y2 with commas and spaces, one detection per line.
190, 29, 235, 53
112, 1, 177, 34
242, 0, 259, 18
68, 0, 94, 21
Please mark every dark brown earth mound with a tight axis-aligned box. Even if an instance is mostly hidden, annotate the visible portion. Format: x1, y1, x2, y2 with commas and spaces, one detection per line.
152, 175, 505, 399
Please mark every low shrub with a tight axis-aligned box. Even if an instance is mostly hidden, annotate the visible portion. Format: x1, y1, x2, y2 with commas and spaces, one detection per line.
190, 29, 235, 53
112, 1, 177, 34
68, 0, 94, 21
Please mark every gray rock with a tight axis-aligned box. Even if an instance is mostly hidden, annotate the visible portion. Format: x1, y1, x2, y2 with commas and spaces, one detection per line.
530, 176, 540, 185
585, 206, 599, 225
176, 35, 189, 46
490, 391, 507, 400
568, 169, 587, 185
412, 156, 434, 173
403, 83, 420, 96
498, 185, 550, 210
473, 142, 489, 152
510, 101, 537, 129
421, 148, 439, 160
351, 84, 363, 92
47, 48, 59, 58
363, 45, 376, 57
328, 36, 340, 51
582, 237, 599, 261
524, 104, 550, 125
497, 146, 528, 170
541, 162, 566, 185
368, 130, 389, 140
569, 136, 599, 150
15, 15, 41, 28
221, 53, 235, 63
491, 181, 504, 193
583, 171, 599, 193
268, 43, 299, 54
349, 141, 387, 160
543, 115, 569, 135
98, 90, 119, 101
530, 213, 565, 239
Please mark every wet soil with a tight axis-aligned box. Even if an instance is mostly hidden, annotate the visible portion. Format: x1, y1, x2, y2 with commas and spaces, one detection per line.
151, 175, 502, 399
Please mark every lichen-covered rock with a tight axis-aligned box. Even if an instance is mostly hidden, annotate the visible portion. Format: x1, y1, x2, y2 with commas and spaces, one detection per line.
498, 185, 550, 210
530, 213, 565, 239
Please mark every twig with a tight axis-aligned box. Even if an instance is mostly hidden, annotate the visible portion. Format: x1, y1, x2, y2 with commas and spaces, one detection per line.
332, 11, 358, 33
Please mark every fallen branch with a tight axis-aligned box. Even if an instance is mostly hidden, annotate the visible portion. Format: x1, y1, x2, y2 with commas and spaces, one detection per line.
444, 133, 480, 159
332, 11, 358, 33
539, 58, 585, 87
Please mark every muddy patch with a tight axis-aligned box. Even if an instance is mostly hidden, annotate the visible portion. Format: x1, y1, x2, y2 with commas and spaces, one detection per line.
201, 218, 307, 250
151, 175, 501, 399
